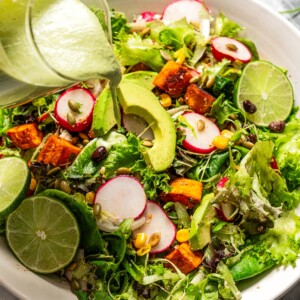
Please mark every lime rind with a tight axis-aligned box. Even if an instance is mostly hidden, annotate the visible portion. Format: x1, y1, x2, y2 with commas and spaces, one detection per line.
234, 60, 294, 126
0, 157, 31, 218
6, 196, 80, 274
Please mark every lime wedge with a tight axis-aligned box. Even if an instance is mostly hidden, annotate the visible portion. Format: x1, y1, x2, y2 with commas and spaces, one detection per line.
0, 157, 31, 219
234, 60, 294, 126
6, 196, 80, 274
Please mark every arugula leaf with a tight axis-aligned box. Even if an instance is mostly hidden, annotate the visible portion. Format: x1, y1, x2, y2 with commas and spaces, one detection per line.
209, 94, 244, 127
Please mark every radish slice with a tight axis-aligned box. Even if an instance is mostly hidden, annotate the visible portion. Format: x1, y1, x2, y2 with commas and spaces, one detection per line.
122, 113, 154, 140
211, 37, 252, 63
136, 11, 161, 22
133, 201, 176, 254
216, 177, 228, 188
162, 0, 205, 24
180, 112, 220, 154
94, 176, 147, 220
215, 202, 239, 222
55, 87, 95, 132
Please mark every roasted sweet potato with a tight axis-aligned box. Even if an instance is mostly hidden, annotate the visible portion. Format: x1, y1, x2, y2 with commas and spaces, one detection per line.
6, 123, 43, 150
184, 83, 215, 114
165, 242, 203, 274
153, 61, 192, 97
160, 178, 203, 208
37, 135, 81, 166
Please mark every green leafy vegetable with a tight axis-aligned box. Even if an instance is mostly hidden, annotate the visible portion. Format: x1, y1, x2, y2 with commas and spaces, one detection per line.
275, 118, 300, 190
39, 189, 106, 255
114, 32, 165, 71
214, 13, 244, 38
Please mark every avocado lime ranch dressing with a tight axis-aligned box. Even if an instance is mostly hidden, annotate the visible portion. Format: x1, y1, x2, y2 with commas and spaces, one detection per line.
0, 0, 121, 106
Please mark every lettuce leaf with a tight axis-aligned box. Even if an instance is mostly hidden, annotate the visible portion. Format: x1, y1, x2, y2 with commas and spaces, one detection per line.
114, 32, 165, 71
214, 13, 244, 38
275, 118, 300, 189
213, 141, 298, 234
150, 19, 198, 51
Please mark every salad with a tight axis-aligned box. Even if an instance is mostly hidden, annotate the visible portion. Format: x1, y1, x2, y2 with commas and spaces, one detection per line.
1, 0, 300, 299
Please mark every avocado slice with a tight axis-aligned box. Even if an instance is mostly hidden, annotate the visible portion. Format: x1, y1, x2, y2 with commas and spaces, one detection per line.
189, 193, 215, 251
91, 71, 158, 137
123, 71, 158, 90
91, 86, 116, 137
117, 80, 176, 172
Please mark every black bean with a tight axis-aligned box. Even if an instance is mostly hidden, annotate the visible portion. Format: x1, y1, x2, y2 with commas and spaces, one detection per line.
248, 133, 257, 144
91, 146, 108, 162
269, 120, 285, 133
243, 100, 257, 114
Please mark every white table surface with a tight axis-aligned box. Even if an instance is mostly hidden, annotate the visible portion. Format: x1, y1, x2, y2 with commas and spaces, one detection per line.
1, 0, 300, 299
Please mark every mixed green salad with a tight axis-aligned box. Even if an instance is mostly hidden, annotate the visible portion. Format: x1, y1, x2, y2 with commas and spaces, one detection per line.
1, 0, 300, 299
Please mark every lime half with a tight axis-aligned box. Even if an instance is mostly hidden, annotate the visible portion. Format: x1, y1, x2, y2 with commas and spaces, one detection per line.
235, 60, 294, 126
0, 157, 31, 219
6, 196, 80, 274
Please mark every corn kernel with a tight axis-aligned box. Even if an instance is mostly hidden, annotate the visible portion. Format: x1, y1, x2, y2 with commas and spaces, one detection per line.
176, 228, 190, 243
85, 191, 95, 204
212, 135, 229, 150
159, 93, 172, 108
30, 178, 37, 191
148, 232, 161, 247
221, 129, 234, 139
137, 244, 151, 256
174, 48, 186, 65
133, 233, 148, 249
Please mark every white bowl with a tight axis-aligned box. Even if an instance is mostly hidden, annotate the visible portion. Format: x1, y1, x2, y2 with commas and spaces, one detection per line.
1, 0, 300, 299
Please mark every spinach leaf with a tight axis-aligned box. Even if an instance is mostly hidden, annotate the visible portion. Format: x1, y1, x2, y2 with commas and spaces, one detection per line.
39, 189, 105, 255
213, 75, 234, 98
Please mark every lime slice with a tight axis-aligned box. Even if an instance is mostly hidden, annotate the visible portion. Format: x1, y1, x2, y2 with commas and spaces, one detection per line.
234, 60, 294, 126
6, 196, 80, 274
0, 157, 31, 219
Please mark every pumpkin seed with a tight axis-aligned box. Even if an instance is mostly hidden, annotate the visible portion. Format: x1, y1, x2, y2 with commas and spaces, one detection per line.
67, 112, 76, 126
46, 166, 61, 176
226, 43, 238, 51
68, 99, 80, 113
160, 50, 174, 61
93, 203, 101, 217
116, 167, 131, 175
197, 120, 205, 132
60, 181, 71, 194
78, 132, 89, 140
70, 278, 80, 292
142, 140, 153, 147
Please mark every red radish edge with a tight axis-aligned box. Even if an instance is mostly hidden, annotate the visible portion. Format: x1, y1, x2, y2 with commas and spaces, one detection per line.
180, 112, 220, 154
94, 175, 147, 221
215, 202, 238, 223
217, 177, 229, 188
211, 37, 252, 63
54, 87, 95, 132
136, 11, 161, 22
162, 0, 206, 24
133, 201, 176, 254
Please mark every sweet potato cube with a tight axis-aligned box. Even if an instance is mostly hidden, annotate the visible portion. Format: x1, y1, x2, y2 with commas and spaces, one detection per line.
160, 178, 203, 208
37, 135, 81, 166
153, 61, 192, 97
6, 123, 43, 150
165, 242, 203, 274
184, 83, 215, 114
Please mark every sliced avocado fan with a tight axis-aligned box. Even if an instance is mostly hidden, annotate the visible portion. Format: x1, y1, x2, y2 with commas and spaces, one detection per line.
117, 80, 176, 172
